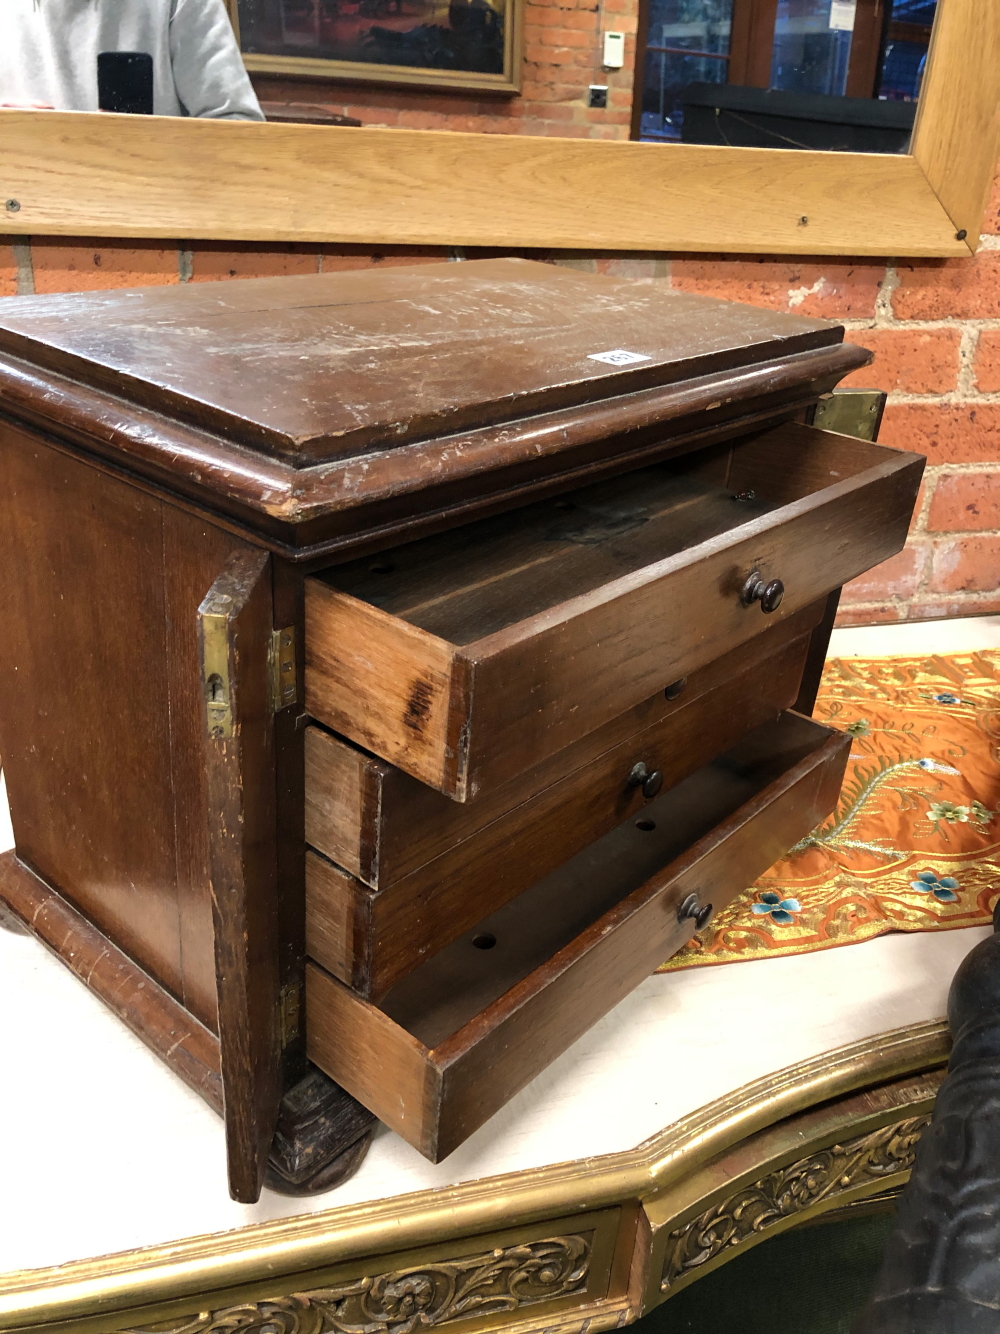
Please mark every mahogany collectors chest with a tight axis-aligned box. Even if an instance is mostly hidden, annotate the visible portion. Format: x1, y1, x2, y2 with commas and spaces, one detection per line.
0, 259, 923, 1201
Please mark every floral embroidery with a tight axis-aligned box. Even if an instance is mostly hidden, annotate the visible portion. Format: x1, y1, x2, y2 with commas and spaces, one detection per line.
751, 891, 802, 925
909, 870, 960, 902
927, 801, 970, 825
658, 649, 1000, 977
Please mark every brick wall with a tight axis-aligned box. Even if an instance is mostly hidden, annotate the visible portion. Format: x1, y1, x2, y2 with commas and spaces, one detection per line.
3, 168, 1000, 627
250, 0, 638, 140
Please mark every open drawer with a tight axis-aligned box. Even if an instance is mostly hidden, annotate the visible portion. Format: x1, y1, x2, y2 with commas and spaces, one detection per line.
305, 422, 921, 800
305, 613, 818, 1000
306, 710, 851, 1161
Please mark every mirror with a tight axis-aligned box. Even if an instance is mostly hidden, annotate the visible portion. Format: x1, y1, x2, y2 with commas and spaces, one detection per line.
0, 0, 993, 257
0, 0, 946, 149
636, 0, 936, 149
218, 0, 936, 148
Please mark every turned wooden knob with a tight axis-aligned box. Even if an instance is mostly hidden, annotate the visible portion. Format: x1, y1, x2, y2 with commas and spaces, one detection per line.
677, 892, 714, 931
627, 761, 664, 799
741, 571, 784, 613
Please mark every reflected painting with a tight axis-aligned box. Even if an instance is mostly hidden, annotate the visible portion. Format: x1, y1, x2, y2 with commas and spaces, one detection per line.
229, 0, 522, 93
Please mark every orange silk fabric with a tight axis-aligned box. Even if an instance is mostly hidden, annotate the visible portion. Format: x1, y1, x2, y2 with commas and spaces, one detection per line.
660, 650, 1000, 974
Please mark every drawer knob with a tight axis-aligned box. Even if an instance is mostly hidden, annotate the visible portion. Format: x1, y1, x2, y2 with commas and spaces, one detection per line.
628, 761, 664, 799
741, 571, 785, 614
664, 677, 687, 701
678, 892, 714, 931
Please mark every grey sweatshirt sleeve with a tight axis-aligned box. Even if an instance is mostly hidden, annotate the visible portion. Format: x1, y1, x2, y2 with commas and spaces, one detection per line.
169, 0, 265, 120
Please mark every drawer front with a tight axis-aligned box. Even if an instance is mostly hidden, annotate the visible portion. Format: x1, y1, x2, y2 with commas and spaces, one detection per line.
306, 626, 814, 999
306, 712, 851, 1162
306, 423, 921, 800
305, 601, 824, 890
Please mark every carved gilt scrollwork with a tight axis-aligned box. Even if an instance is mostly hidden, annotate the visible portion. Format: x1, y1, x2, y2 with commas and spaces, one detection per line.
660, 1116, 929, 1292
125, 1235, 592, 1334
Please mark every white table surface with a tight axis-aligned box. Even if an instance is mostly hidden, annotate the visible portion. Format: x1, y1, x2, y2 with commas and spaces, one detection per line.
1, 616, 996, 1276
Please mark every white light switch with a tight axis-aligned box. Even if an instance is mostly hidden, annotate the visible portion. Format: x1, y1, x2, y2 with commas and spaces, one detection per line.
603, 31, 625, 68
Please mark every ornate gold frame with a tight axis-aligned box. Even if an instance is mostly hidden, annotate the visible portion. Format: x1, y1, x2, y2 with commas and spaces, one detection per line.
0, 1020, 949, 1333
0, 0, 997, 253
224, 0, 524, 96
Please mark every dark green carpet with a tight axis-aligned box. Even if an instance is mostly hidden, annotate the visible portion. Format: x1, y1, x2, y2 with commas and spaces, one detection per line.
634, 1207, 896, 1334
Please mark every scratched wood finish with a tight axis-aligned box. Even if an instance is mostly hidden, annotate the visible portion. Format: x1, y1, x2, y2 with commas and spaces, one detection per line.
306, 424, 923, 799
0, 263, 868, 561
0, 425, 250, 1027
305, 629, 814, 998
304, 601, 825, 886
306, 713, 852, 1161
0, 261, 844, 467
199, 551, 283, 1203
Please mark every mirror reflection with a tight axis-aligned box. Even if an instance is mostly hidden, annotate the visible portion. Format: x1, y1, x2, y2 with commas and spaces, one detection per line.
1, 0, 935, 148
638, 0, 936, 148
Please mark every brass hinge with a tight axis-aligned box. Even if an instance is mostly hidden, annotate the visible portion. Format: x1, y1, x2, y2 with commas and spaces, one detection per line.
269, 625, 298, 713
279, 982, 301, 1047
201, 595, 234, 739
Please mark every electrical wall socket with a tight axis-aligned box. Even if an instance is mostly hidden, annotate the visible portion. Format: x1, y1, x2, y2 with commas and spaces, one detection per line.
588, 85, 608, 108
603, 32, 625, 68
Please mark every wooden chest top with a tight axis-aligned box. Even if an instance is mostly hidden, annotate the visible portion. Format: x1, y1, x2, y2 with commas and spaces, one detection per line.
0, 258, 868, 557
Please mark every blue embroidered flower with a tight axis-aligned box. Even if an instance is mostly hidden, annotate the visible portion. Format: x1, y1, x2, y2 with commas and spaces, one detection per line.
933, 692, 961, 705
752, 891, 802, 925
910, 870, 960, 902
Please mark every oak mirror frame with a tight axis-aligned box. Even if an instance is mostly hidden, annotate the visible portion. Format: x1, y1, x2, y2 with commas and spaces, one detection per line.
0, 0, 998, 261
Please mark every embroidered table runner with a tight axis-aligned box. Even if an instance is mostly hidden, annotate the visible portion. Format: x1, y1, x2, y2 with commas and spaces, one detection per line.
660, 650, 1000, 973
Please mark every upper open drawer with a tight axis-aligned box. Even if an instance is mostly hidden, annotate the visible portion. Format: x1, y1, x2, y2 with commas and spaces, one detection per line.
305, 422, 923, 800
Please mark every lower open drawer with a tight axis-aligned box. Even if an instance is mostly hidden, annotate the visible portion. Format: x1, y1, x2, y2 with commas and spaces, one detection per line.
306, 711, 850, 1162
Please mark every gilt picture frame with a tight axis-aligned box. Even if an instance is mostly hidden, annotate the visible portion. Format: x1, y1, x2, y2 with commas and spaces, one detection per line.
225, 0, 524, 95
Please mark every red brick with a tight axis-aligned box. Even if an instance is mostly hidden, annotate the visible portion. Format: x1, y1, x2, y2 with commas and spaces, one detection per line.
973, 329, 1000, 391
189, 243, 318, 282
893, 251, 1000, 320
595, 256, 666, 277
834, 604, 907, 626
981, 162, 1000, 236
929, 536, 1000, 592
539, 25, 592, 45
926, 471, 1000, 532
904, 594, 1000, 619
587, 124, 630, 139
841, 544, 926, 602
31, 239, 180, 293
840, 328, 961, 395
670, 254, 885, 318
878, 402, 1000, 465
582, 106, 631, 125
319, 246, 448, 272
0, 238, 17, 296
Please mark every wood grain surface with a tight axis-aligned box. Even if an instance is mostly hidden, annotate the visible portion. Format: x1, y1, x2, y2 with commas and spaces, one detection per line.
305, 424, 923, 798
305, 630, 814, 998
0, 109, 969, 254
0, 425, 250, 1028
304, 601, 826, 886
306, 712, 851, 1160
0, 336, 865, 559
199, 551, 283, 1204
911, 0, 1000, 248
0, 262, 843, 466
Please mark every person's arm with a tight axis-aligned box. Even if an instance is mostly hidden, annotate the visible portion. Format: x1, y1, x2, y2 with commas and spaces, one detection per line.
169, 0, 265, 121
